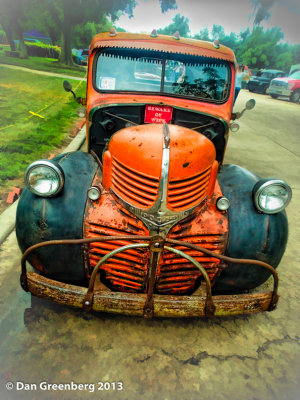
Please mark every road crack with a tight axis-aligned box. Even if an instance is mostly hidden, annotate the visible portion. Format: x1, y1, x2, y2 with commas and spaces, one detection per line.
160, 335, 300, 366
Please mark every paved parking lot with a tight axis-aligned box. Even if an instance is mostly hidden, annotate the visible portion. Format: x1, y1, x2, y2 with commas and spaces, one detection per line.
0, 90, 299, 400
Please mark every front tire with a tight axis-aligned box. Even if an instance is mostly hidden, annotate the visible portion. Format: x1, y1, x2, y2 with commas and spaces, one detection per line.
270, 94, 279, 99
290, 90, 300, 103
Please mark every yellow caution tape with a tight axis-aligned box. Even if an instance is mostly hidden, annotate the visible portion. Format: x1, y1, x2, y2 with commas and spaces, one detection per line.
29, 111, 45, 119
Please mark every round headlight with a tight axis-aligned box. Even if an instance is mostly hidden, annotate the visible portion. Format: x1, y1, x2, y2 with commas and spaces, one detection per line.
253, 179, 292, 214
25, 160, 64, 197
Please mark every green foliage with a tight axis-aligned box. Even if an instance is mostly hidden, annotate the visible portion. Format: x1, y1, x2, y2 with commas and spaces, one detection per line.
159, 0, 177, 13
72, 15, 115, 48
157, 14, 190, 37
0, 24, 7, 43
25, 42, 61, 59
193, 27, 210, 41
236, 26, 285, 68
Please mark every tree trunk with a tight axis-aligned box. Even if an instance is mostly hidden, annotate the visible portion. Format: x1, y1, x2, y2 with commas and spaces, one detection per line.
15, 27, 28, 59
59, 1, 74, 66
60, 26, 73, 65
1, 20, 15, 51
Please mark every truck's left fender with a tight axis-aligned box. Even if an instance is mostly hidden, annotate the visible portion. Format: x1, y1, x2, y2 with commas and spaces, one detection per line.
16, 151, 98, 282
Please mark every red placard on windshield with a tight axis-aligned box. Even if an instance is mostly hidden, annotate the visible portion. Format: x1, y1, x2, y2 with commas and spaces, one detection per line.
144, 105, 173, 124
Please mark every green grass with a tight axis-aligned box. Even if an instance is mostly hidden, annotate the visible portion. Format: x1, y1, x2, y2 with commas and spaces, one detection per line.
0, 46, 86, 78
0, 66, 86, 183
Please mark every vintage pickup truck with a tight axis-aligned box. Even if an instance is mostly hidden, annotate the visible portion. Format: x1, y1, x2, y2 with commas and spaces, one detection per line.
16, 30, 291, 318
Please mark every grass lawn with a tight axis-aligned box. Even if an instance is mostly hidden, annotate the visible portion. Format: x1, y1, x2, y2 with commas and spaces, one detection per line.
0, 46, 86, 78
0, 65, 86, 199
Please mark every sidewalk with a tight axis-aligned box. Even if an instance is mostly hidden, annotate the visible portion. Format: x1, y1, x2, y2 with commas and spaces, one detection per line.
0, 127, 86, 245
0, 63, 85, 81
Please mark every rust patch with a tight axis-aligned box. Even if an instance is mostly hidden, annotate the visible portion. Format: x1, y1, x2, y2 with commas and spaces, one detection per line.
263, 218, 270, 252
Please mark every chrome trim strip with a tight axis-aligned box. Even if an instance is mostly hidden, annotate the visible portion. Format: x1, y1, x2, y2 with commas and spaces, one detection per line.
111, 123, 198, 236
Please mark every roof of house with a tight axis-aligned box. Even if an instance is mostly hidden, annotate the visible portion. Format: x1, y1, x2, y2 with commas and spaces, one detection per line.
23, 30, 50, 39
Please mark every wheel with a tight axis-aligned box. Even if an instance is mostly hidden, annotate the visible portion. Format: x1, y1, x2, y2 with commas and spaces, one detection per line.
263, 86, 269, 94
270, 94, 279, 99
290, 90, 300, 103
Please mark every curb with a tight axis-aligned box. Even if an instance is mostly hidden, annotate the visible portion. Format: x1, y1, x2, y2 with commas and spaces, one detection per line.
0, 127, 86, 246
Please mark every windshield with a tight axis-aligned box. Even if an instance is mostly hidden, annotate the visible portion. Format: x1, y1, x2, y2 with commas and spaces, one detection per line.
261, 72, 277, 79
95, 48, 230, 102
289, 71, 300, 79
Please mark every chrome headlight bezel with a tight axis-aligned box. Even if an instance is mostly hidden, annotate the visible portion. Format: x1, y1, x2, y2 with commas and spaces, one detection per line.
253, 179, 292, 214
25, 160, 65, 197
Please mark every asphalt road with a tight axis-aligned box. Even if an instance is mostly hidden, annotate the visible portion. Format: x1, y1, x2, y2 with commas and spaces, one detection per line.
0, 90, 299, 400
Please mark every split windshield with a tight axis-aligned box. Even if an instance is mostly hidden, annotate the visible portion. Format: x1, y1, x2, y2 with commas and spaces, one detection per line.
95, 48, 230, 102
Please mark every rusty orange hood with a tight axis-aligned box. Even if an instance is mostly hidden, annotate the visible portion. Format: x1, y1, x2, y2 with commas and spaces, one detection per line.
102, 124, 217, 212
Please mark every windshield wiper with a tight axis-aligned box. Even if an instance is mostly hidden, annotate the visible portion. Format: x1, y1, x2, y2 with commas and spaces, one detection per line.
103, 111, 138, 126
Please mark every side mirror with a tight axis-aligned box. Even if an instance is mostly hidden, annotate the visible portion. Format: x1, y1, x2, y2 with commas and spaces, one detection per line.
234, 99, 256, 119
246, 99, 255, 110
63, 80, 73, 92
63, 80, 84, 104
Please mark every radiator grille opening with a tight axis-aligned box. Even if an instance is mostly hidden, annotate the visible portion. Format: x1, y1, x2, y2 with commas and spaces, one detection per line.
85, 220, 225, 294
168, 167, 212, 210
111, 157, 160, 209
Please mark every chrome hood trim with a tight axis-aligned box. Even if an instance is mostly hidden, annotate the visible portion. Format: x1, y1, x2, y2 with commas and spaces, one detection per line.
111, 123, 200, 236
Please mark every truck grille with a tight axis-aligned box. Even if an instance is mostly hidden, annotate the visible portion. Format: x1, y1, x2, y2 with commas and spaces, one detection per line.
167, 167, 211, 210
86, 221, 150, 292
270, 80, 287, 88
85, 221, 225, 294
111, 157, 160, 209
156, 234, 225, 294
112, 157, 212, 211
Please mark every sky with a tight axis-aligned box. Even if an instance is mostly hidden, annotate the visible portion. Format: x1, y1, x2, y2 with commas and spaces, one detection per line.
116, 0, 300, 44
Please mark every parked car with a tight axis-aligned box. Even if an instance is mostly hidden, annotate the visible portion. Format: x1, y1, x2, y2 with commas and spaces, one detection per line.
72, 48, 88, 65
269, 70, 300, 102
247, 69, 286, 94
16, 31, 292, 318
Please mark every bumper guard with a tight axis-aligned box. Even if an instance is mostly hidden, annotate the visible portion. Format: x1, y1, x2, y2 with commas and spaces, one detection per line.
20, 235, 279, 318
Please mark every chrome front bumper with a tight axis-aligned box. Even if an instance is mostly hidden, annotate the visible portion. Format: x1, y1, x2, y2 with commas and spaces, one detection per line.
269, 87, 291, 97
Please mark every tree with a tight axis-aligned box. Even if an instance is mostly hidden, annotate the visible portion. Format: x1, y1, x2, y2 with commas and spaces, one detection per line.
0, 0, 30, 58
251, 0, 275, 25
43, 0, 177, 65
194, 27, 210, 41
157, 14, 190, 37
236, 26, 284, 68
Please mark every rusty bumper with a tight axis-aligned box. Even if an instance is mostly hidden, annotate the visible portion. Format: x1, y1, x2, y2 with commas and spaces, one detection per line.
20, 235, 279, 318
26, 271, 276, 317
